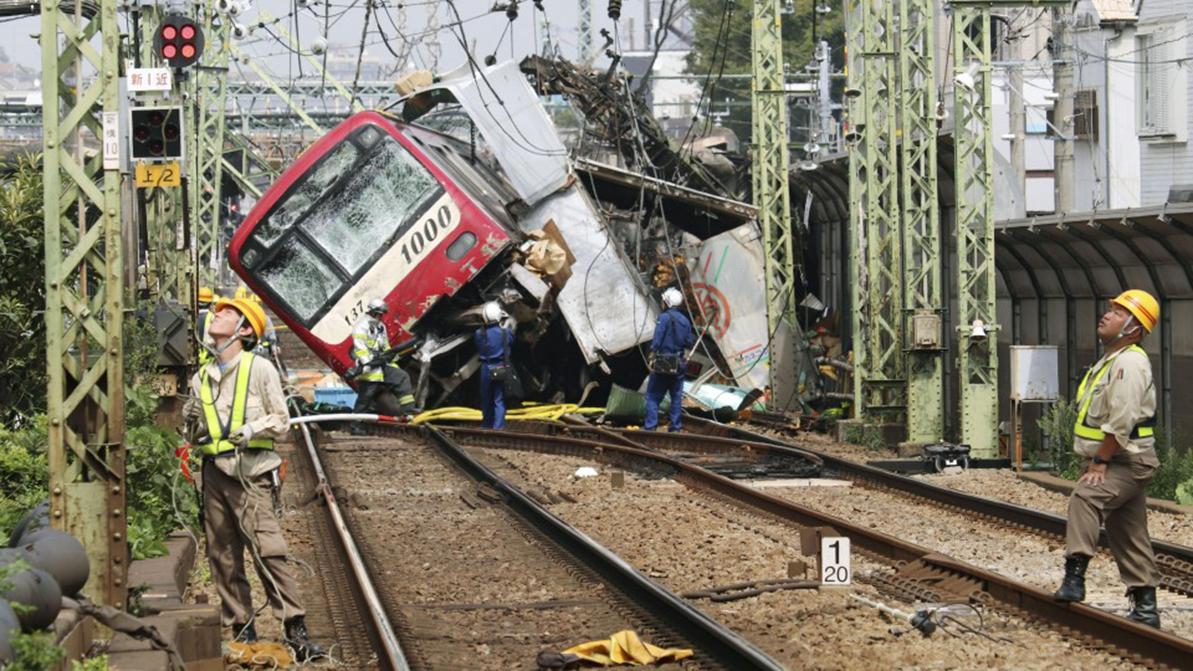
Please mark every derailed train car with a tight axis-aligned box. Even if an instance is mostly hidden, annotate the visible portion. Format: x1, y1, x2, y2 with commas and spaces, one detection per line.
230, 59, 792, 410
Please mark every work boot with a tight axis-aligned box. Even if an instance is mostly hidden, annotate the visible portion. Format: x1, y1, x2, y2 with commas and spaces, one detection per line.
232, 621, 257, 643
1126, 586, 1161, 628
1053, 554, 1090, 602
284, 616, 326, 662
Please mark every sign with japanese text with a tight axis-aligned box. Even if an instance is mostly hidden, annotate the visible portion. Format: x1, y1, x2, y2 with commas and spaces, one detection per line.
127, 68, 173, 93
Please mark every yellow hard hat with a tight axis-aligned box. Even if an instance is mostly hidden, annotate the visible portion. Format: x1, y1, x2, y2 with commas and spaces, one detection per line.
214, 297, 267, 339
197, 287, 214, 303
1111, 289, 1159, 332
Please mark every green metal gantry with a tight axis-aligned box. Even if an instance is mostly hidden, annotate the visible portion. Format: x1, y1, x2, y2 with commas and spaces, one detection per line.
190, 1, 232, 288
41, 0, 127, 606
751, 0, 797, 407
847, 0, 904, 426
898, 0, 943, 444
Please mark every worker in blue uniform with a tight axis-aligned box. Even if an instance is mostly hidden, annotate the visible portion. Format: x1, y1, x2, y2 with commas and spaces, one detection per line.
645, 287, 695, 432
475, 301, 513, 429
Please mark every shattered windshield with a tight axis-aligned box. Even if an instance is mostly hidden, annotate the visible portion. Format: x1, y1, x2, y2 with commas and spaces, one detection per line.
256, 239, 342, 322
299, 136, 440, 274
247, 124, 444, 324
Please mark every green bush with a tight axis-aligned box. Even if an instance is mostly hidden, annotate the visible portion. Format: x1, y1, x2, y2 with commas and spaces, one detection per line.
0, 418, 49, 537
1147, 433, 1193, 502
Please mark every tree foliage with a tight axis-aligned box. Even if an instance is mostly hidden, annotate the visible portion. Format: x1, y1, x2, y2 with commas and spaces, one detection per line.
0, 153, 47, 424
685, 0, 845, 143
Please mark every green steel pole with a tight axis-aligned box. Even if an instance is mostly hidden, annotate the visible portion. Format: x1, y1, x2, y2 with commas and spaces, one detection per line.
42, 0, 127, 607
952, 7, 998, 456
844, 0, 865, 416
898, 0, 943, 444
751, 0, 797, 408
192, 1, 231, 288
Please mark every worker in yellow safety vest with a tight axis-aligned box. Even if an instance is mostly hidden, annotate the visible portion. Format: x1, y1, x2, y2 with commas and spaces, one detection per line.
349, 298, 416, 433
1053, 289, 1162, 628
196, 287, 216, 366
183, 297, 326, 660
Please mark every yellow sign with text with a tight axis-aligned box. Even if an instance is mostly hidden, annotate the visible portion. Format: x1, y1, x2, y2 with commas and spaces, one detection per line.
134, 161, 182, 188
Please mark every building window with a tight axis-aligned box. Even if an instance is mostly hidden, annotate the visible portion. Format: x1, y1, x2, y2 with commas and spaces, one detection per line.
1136, 22, 1186, 141
1073, 90, 1099, 141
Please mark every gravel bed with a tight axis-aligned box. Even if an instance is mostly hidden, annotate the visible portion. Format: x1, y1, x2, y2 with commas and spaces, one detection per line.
477, 447, 1144, 670
320, 436, 685, 670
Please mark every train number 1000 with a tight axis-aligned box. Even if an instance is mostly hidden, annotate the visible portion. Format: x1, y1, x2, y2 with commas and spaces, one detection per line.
399, 205, 454, 265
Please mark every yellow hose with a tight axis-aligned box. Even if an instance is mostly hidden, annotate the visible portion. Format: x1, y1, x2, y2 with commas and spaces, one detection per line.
410, 403, 604, 425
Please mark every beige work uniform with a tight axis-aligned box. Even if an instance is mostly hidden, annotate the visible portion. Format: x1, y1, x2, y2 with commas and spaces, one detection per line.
185, 352, 305, 627
1065, 346, 1160, 587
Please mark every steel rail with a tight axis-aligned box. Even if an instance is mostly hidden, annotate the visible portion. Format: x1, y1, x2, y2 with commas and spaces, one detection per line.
292, 419, 411, 670
436, 425, 1193, 669
421, 425, 786, 671
677, 416, 1193, 572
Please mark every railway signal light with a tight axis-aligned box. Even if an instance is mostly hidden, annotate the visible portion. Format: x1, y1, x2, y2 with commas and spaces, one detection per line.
130, 106, 184, 160
154, 14, 204, 69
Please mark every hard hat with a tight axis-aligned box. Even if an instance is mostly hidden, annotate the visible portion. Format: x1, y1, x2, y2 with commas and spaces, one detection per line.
197, 287, 214, 303
482, 301, 503, 324
1111, 289, 1159, 332
662, 287, 683, 309
366, 298, 389, 315
214, 297, 267, 339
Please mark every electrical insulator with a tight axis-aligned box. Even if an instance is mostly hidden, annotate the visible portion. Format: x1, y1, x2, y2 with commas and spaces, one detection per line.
608, 0, 621, 20
154, 13, 204, 68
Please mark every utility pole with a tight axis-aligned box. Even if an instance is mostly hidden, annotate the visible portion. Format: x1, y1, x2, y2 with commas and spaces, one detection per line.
950, 0, 1068, 457
189, 0, 232, 288
1052, 7, 1074, 212
898, 0, 944, 446
1009, 62, 1026, 218
846, 0, 904, 432
578, 0, 592, 64
42, 0, 127, 607
751, 0, 798, 409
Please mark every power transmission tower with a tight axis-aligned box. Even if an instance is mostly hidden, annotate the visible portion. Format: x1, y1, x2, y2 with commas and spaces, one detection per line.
898, 0, 943, 445
846, 0, 904, 430
751, 0, 798, 408
578, 0, 592, 64
41, 0, 127, 607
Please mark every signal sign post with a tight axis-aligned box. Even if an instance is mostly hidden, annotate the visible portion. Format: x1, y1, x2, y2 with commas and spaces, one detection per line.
820, 536, 852, 586
154, 13, 204, 69
129, 106, 183, 160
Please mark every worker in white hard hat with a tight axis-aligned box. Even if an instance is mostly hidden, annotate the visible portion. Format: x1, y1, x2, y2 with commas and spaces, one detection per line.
644, 287, 695, 432
474, 301, 513, 429
1053, 289, 1162, 628
349, 297, 416, 434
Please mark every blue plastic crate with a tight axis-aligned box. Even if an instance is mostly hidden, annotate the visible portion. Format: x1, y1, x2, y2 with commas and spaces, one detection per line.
314, 387, 357, 408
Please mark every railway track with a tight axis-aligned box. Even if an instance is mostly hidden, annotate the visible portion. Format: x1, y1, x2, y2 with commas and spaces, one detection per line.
423, 422, 1193, 669
677, 416, 1193, 600
287, 417, 784, 670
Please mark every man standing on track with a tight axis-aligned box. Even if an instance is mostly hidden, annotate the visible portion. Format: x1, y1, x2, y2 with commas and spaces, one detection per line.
1053, 289, 1162, 628
644, 287, 694, 432
185, 297, 327, 659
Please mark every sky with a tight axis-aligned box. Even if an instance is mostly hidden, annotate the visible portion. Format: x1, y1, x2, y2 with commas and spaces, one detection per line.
0, 0, 672, 80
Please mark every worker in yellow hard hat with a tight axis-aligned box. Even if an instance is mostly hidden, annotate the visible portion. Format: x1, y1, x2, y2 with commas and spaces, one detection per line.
183, 297, 325, 661
197, 287, 217, 366
1054, 289, 1161, 628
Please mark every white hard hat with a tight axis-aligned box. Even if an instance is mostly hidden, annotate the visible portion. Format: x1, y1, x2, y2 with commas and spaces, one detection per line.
662, 287, 683, 309
367, 298, 388, 315
482, 301, 503, 324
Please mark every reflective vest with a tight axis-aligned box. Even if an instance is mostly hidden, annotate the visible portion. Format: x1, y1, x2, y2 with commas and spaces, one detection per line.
1073, 344, 1155, 442
198, 352, 275, 456
197, 310, 214, 366
351, 316, 387, 382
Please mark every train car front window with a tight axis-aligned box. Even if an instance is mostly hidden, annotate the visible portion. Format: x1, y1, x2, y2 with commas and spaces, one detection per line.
298, 136, 440, 274
254, 141, 360, 248
256, 239, 342, 322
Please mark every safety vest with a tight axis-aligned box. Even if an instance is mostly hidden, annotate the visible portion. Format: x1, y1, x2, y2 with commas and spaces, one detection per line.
197, 310, 214, 366
1073, 344, 1155, 442
351, 316, 387, 382
198, 352, 275, 456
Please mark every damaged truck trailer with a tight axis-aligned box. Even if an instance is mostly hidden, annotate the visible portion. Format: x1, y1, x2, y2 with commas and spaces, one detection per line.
228, 59, 793, 412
